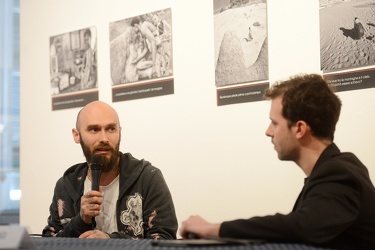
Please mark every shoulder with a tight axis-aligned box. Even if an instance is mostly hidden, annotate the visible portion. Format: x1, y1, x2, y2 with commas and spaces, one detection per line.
121, 152, 162, 176
315, 150, 365, 172
121, 152, 145, 167
56, 163, 87, 188
314, 144, 366, 172
63, 162, 87, 177
327, 151, 367, 172
310, 150, 371, 189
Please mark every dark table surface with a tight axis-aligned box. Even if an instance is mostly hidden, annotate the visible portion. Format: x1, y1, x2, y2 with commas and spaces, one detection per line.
30, 237, 334, 250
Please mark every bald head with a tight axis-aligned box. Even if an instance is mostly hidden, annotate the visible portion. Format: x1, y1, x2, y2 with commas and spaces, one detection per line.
75, 101, 120, 131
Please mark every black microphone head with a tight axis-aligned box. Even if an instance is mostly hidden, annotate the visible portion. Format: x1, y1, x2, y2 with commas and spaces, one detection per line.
90, 154, 105, 170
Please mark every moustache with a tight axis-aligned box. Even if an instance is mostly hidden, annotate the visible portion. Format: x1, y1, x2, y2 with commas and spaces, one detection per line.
94, 145, 114, 152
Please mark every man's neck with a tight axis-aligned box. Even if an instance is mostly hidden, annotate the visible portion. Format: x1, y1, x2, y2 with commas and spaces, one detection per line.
297, 138, 332, 177
88, 161, 120, 187
99, 166, 120, 186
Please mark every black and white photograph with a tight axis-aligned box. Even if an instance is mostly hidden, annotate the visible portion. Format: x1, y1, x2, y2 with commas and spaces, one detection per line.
320, 0, 375, 73
50, 26, 97, 95
109, 8, 174, 102
214, 0, 268, 87
110, 8, 173, 86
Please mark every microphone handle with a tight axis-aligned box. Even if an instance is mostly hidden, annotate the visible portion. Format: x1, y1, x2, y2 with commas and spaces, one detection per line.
90, 169, 101, 229
91, 169, 101, 191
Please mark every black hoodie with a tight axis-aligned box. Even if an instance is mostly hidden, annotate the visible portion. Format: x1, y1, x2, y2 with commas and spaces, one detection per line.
42, 152, 177, 239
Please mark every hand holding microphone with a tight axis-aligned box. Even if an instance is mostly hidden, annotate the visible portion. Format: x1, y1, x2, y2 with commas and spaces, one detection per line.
80, 154, 105, 225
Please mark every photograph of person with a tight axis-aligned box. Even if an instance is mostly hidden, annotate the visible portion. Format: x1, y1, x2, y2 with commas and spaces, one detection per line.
109, 8, 173, 85
320, 0, 375, 72
213, 0, 268, 87
50, 27, 97, 95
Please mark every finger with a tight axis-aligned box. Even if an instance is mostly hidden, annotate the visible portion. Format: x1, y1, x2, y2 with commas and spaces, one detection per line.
179, 227, 188, 239
79, 231, 90, 238
82, 197, 103, 206
84, 190, 103, 198
84, 207, 99, 216
88, 195, 103, 203
85, 234, 95, 239
88, 204, 98, 210
81, 205, 100, 218
83, 203, 98, 211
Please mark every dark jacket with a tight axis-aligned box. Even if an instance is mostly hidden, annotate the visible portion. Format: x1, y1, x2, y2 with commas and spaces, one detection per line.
42, 152, 178, 239
220, 143, 375, 249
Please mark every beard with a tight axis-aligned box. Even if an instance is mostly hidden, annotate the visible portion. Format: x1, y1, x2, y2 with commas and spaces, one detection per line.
275, 141, 299, 162
79, 134, 121, 173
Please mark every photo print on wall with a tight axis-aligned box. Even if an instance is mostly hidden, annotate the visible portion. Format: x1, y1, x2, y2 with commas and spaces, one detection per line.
50, 26, 99, 111
109, 8, 174, 102
320, 0, 375, 92
213, 0, 269, 106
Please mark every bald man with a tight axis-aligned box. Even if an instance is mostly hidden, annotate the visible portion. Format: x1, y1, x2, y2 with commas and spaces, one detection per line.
43, 101, 177, 239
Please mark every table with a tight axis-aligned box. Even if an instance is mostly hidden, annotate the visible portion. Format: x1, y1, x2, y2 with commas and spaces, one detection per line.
30, 237, 335, 250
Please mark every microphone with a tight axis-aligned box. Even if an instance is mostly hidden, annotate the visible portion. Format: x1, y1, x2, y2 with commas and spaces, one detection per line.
90, 154, 104, 229
90, 154, 105, 191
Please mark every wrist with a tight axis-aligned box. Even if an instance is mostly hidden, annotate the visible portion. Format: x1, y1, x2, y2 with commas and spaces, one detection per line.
208, 223, 221, 237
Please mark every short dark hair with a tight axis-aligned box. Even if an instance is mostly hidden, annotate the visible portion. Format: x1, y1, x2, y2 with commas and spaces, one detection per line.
130, 16, 141, 26
84, 29, 91, 38
264, 73, 342, 140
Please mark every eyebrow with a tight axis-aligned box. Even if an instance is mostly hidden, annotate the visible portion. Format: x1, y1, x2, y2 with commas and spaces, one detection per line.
269, 117, 277, 124
86, 123, 118, 130
105, 123, 118, 127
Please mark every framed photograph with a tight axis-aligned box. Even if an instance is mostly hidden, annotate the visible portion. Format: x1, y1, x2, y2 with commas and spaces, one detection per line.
213, 0, 269, 106
109, 8, 174, 102
49, 27, 99, 110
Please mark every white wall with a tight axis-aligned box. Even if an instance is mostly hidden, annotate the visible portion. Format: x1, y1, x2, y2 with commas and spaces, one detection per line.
20, 0, 375, 236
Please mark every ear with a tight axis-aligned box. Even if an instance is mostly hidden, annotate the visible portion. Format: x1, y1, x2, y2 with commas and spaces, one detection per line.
294, 121, 309, 139
72, 128, 80, 144
119, 126, 122, 142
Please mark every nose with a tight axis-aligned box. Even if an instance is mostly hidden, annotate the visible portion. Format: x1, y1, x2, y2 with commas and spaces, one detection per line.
265, 124, 272, 137
99, 130, 109, 143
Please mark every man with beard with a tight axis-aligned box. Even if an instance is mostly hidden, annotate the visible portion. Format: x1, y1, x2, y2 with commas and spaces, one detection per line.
179, 74, 375, 249
42, 101, 177, 239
